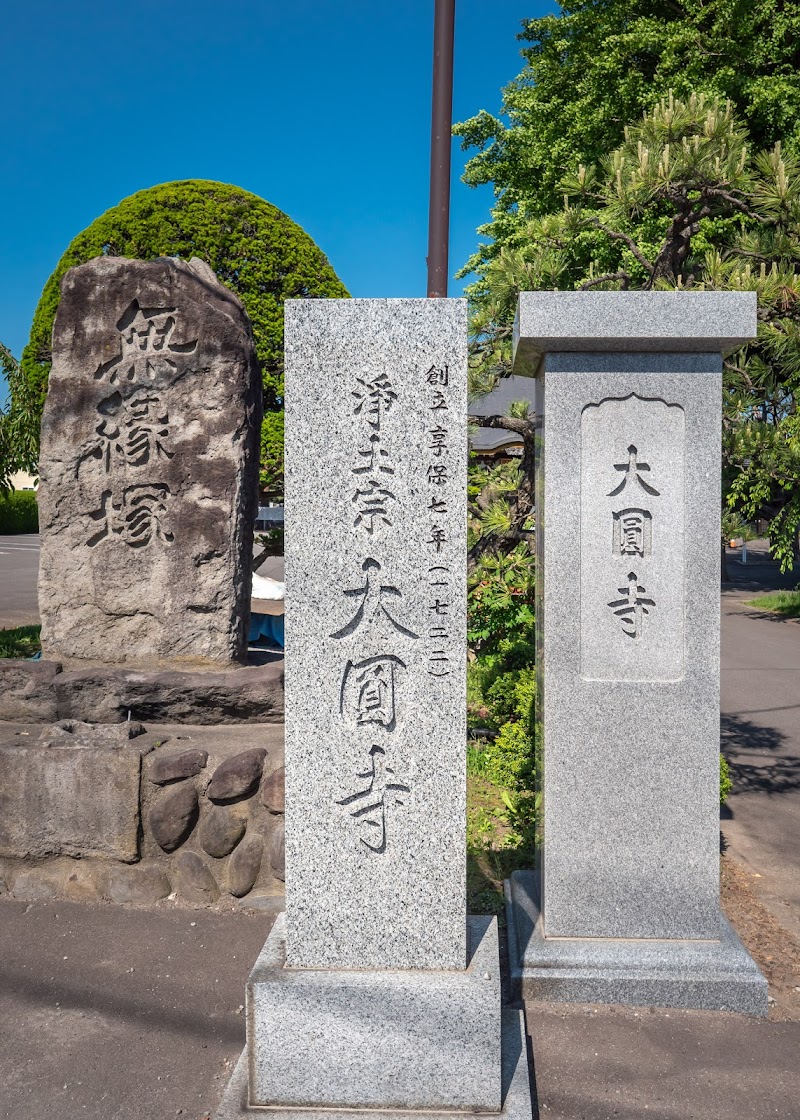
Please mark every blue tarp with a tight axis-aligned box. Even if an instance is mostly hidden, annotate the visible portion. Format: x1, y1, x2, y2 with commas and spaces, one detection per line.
249, 612, 284, 649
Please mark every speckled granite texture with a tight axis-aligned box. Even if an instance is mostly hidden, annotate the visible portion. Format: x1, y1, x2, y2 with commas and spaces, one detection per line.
507, 292, 765, 1013
214, 1010, 531, 1120
506, 872, 768, 1015
533, 351, 728, 940
283, 298, 468, 971
245, 914, 502, 1112
513, 290, 757, 373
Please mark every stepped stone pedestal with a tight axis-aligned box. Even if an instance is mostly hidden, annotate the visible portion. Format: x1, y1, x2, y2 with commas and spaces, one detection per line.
215, 300, 532, 1118
507, 291, 768, 1015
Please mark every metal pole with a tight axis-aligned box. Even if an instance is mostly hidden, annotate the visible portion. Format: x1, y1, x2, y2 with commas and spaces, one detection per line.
427, 0, 455, 298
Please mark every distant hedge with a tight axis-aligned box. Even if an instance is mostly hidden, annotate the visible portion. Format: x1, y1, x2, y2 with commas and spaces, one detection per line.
0, 490, 38, 533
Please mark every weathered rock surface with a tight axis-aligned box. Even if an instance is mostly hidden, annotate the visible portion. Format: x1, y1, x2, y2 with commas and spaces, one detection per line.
37, 254, 262, 668
39, 719, 147, 747
148, 781, 198, 852
0, 743, 143, 861
228, 834, 263, 897
53, 661, 285, 725
173, 851, 219, 903
106, 862, 171, 905
12, 859, 106, 902
147, 747, 208, 784
207, 748, 267, 802
199, 805, 246, 858
260, 766, 285, 814
0, 660, 61, 722
268, 819, 285, 882
0, 660, 285, 725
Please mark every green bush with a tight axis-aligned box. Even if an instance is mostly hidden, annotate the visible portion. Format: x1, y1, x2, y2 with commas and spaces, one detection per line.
16, 179, 349, 493
0, 624, 41, 658
720, 753, 733, 806
0, 490, 38, 533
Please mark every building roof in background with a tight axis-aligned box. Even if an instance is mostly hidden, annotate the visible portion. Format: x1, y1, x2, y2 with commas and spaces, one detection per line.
470, 428, 523, 452
469, 374, 535, 418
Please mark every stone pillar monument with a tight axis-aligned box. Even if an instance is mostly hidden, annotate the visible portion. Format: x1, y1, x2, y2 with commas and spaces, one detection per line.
215, 299, 531, 1119
506, 291, 768, 1014
38, 255, 262, 668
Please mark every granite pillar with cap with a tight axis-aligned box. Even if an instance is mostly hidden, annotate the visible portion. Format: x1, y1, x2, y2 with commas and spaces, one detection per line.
505, 290, 768, 1014
214, 299, 532, 1119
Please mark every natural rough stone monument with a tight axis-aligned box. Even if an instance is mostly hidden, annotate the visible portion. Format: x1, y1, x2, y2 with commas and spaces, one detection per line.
215, 300, 532, 1119
37, 255, 262, 667
507, 290, 768, 1014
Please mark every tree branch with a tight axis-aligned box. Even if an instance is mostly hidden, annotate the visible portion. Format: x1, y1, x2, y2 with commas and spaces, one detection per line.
579, 271, 631, 290
591, 221, 655, 272
468, 413, 536, 437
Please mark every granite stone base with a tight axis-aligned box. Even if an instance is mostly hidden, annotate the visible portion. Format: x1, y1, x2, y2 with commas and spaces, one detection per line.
243, 913, 504, 1112
213, 1007, 531, 1120
506, 871, 768, 1016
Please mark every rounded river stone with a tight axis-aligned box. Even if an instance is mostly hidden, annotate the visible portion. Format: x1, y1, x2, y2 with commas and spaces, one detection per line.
173, 851, 219, 903
260, 766, 285, 814
149, 781, 198, 852
268, 819, 285, 882
148, 748, 209, 785
199, 805, 246, 858
206, 748, 267, 802
107, 862, 170, 905
228, 834, 263, 898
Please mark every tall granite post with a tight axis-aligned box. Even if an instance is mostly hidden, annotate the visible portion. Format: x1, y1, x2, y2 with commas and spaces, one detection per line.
215, 300, 531, 1120
506, 291, 768, 1014
38, 256, 262, 668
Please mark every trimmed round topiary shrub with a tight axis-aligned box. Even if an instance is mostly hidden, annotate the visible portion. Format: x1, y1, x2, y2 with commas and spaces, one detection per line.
18, 179, 349, 491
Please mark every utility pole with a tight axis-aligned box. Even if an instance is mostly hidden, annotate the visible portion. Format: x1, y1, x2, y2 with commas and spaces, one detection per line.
427, 0, 455, 298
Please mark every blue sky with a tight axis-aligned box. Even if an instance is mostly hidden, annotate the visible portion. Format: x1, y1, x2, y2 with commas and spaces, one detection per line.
0, 0, 556, 402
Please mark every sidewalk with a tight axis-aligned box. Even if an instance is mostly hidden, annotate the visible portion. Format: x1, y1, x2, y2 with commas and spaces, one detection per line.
720, 543, 800, 942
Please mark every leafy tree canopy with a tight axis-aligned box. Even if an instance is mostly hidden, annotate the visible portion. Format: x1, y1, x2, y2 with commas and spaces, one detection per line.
455, 0, 800, 277
467, 93, 800, 569
15, 179, 349, 493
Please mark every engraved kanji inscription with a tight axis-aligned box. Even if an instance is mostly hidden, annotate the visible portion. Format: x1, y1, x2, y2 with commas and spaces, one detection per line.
76, 389, 174, 477
336, 745, 410, 854
612, 507, 652, 558
607, 572, 655, 640
352, 372, 397, 432
86, 484, 174, 548
608, 445, 660, 497
340, 655, 406, 731
330, 559, 419, 640
425, 363, 449, 387
94, 300, 198, 387
352, 479, 397, 535
352, 433, 395, 476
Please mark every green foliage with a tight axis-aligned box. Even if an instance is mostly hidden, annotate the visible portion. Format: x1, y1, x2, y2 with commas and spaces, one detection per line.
720, 753, 733, 805
0, 624, 41, 659
0, 343, 38, 490
744, 588, 800, 617
465, 90, 800, 568
467, 543, 535, 654
455, 0, 800, 275
260, 409, 285, 497
14, 179, 349, 480
0, 489, 38, 533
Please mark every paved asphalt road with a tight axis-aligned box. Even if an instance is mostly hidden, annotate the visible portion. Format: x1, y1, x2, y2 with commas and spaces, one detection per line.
720, 562, 800, 941
0, 537, 283, 630
0, 534, 39, 629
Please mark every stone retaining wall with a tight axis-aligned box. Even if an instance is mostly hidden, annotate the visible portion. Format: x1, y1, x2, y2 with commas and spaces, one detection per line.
0, 720, 285, 908
0, 658, 284, 725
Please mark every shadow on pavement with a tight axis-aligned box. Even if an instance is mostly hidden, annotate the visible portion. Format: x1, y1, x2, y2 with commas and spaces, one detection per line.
721, 712, 800, 797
